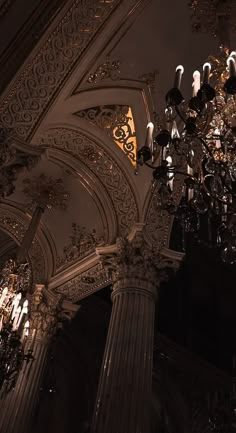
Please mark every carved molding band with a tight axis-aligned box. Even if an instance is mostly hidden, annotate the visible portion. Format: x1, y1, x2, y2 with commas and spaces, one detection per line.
0, 0, 122, 139
74, 105, 137, 166
38, 127, 139, 235
55, 263, 111, 302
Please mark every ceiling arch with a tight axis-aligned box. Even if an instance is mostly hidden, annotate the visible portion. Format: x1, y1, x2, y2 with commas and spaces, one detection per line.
35, 125, 140, 237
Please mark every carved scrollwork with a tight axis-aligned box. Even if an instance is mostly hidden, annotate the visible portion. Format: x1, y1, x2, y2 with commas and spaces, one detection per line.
87, 57, 120, 84
38, 128, 139, 235
0, 0, 121, 139
75, 105, 137, 166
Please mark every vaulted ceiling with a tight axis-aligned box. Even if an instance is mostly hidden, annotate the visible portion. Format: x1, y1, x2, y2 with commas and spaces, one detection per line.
0, 0, 234, 303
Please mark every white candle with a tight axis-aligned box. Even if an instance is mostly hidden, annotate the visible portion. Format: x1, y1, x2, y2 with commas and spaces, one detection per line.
11, 292, 22, 319
17, 300, 28, 330
227, 56, 236, 77
203, 62, 211, 84
187, 165, 194, 201
174, 65, 184, 89
193, 70, 201, 96
13, 306, 21, 330
0, 287, 8, 308
145, 122, 154, 149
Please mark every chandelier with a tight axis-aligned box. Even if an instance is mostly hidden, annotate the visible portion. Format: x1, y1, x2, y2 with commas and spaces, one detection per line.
0, 262, 33, 395
0, 174, 69, 395
137, 8, 236, 264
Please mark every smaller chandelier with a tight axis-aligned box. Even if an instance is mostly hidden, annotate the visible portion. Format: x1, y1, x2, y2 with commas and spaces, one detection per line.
137, 49, 236, 263
0, 264, 33, 395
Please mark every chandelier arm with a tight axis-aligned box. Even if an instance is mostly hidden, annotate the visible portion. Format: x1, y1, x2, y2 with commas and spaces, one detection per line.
175, 105, 186, 124
197, 136, 214, 158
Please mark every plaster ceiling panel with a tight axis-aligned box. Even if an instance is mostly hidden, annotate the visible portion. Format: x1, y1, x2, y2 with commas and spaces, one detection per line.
112, 0, 224, 109
7, 157, 107, 260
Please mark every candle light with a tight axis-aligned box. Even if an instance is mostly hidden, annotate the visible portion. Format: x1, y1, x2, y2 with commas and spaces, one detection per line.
17, 299, 28, 330
13, 306, 21, 330
202, 62, 211, 84
0, 286, 8, 308
11, 292, 22, 319
187, 165, 194, 201
192, 70, 201, 96
227, 56, 236, 77
174, 65, 184, 89
145, 122, 154, 149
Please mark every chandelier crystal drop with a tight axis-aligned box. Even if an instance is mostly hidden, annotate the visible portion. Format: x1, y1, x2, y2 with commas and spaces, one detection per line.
137, 47, 236, 263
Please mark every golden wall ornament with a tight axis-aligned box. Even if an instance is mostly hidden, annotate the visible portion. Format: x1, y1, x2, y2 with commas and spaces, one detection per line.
75, 105, 137, 166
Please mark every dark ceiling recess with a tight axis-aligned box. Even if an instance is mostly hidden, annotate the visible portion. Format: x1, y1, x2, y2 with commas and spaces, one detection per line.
0, 0, 65, 95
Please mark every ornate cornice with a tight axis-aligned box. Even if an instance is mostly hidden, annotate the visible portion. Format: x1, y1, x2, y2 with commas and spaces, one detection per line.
38, 127, 139, 236
0, 0, 122, 139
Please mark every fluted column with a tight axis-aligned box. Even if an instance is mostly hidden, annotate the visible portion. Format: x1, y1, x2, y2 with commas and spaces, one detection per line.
91, 229, 164, 433
0, 285, 78, 433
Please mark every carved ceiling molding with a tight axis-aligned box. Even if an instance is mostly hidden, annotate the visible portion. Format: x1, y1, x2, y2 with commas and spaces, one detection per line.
143, 175, 184, 252
38, 127, 139, 236
54, 262, 111, 303
0, 0, 122, 140
0, 203, 55, 285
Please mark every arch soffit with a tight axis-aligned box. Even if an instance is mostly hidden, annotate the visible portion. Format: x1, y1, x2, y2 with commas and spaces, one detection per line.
34, 123, 141, 237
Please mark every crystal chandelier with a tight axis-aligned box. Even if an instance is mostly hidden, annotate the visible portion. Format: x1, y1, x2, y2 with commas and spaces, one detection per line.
137, 7, 236, 264
0, 174, 69, 394
0, 263, 33, 395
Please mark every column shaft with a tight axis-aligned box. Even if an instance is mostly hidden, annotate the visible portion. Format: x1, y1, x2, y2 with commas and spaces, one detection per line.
92, 284, 155, 433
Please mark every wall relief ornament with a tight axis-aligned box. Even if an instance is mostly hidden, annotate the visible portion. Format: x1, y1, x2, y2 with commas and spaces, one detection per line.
74, 105, 137, 167
0, 0, 122, 139
87, 57, 120, 84
38, 128, 139, 235
54, 263, 111, 302
56, 223, 104, 271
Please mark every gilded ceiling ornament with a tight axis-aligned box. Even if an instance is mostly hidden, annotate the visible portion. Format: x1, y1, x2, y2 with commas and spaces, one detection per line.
22, 173, 69, 211
75, 105, 137, 166
87, 57, 120, 83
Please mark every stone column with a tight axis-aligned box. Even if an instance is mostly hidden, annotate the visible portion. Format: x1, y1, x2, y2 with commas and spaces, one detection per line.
91, 229, 168, 433
0, 285, 78, 433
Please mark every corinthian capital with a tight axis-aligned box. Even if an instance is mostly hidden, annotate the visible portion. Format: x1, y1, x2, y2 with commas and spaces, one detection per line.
29, 285, 79, 341
96, 224, 180, 292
